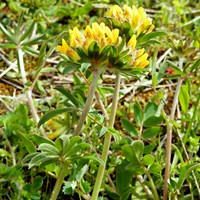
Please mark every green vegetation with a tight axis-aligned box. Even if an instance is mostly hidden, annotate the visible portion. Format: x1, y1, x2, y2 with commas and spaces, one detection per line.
0, 1, 200, 200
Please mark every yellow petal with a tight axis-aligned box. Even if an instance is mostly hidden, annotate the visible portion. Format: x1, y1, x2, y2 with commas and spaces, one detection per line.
123, 5, 132, 21
128, 35, 137, 50
92, 22, 104, 39
84, 25, 93, 40
138, 52, 148, 61
136, 48, 145, 57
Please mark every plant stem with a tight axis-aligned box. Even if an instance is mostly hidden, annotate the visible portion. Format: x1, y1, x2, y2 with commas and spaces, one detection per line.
17, 47, 46, 136
145, 169, 160, 200
91, 72, 121, 200
74, 70, 99, 136
50, 163, 68, 200
163, 58, 183, 200
17, 47, 39, 122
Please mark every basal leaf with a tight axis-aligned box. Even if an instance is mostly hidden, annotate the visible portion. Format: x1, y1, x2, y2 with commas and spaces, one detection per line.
18, 132, 36, 153
143, 115, 164, 127
38, 107, 77, 127
142, 126, 162, 139
54, 87, 80, 108
38, 143, 59, 155
29, 153, 59, 168
121, 118, 137, 137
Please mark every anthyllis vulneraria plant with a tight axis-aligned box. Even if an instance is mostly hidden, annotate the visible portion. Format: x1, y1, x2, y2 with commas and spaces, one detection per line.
56, 6, 154, 136
48, 4, 162, 200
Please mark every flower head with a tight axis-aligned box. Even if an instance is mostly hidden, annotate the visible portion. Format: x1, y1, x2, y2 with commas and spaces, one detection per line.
57, 23, 121, 65
109, 4, 154, 36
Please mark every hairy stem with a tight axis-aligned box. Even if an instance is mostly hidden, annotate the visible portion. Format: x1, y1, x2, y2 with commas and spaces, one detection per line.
91, 72, 121, 200
163, 58, 183, 200
74, 70, 99, 136
50, 163, 68, 200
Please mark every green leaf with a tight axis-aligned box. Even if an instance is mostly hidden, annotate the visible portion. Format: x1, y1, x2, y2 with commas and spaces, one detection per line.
82, 155, 104, 166
157, 61, 168, 82
144, 102, 158, 120
19, 21, 35, 42
29, 153, 59, 168
88, 41, 100, 57
63, 181, 77, 195
21, 34, 44, 46
99, 126, 108, 137
0, 149, 10, 157
68, 143, 90, 158
137, 31, 167, 46
121, 118, 137, 137
33, 134, 54, 146
81, 63, 91, 72
108, 127, 120, 142
22, 46, 39, 56
76, 164, 88, 182
122, 140, 144, 165
63, 64, 80, 74
116, 160, 133, 197
143, 154, 155, 166
32, 176, 43, 191
37, 43, 46, 67
0, 43, 16, 48
144, 142, 156, 154
62, 136, 82, 155
80, 179, 91, 193
148, 162, 162, 174
38, 143, 59, 155
143, 115, 163, 127
54, 87, 80, 108
133, 101, 143, 126
179, 85, 190, 114
177, 163, 200, 190
0, 23, 16, 43
18, 132, 36, 153
190, 58, 200, 72
99, 45, 111, 62
166, 60, 185, 76
142, 126, 162, 139
38, 107, 77, 127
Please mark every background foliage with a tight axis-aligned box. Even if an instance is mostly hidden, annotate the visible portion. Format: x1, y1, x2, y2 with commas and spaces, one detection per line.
0, 0, 200, 199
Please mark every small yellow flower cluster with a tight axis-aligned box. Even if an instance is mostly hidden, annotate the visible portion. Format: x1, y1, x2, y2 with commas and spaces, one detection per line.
57, 22, 120, 61
109, 5, 154, 35
57, 5, 154, 70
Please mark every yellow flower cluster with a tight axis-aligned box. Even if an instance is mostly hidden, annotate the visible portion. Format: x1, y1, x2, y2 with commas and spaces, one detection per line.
57, 5, 153, 69
57, 22, 120, 61
109, 5, 154, 35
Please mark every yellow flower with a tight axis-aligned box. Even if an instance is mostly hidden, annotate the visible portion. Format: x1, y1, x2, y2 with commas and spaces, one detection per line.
133, 51, 149, 68
109, 5, 154, 36
56, 39, 80, 61
92, 22, 105, 40
123, 5, 132, 21
105, 27, 119, 44
69, 27, 85, 48
109, 5, 123, 23
128, 34, 137, 50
